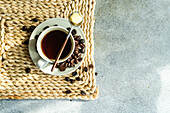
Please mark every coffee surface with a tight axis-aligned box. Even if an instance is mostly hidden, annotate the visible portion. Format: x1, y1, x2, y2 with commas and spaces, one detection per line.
41, 30, 72, 60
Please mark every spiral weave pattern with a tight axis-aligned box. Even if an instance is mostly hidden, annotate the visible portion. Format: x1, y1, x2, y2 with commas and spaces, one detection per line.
0, 0, 98, 100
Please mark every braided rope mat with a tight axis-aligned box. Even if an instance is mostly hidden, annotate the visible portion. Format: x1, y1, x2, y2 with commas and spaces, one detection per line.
0, 0, 98, 100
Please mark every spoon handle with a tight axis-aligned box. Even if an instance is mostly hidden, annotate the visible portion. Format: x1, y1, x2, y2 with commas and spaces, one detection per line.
51, 26, 73, 72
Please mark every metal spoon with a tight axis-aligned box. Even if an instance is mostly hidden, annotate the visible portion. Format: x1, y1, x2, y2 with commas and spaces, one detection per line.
51, 12, 83, 72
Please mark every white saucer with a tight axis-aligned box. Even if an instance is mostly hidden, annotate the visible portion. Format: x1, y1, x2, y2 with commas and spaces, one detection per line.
29, 18, 87, 75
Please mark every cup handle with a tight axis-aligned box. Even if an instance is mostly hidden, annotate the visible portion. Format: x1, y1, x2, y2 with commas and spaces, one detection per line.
37, 59, 49, 69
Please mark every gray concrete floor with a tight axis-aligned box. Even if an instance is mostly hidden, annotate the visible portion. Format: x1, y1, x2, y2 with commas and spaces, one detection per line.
0, 0, 170, 113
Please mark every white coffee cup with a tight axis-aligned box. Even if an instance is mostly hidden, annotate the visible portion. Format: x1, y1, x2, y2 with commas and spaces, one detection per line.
36, 26, 75, 69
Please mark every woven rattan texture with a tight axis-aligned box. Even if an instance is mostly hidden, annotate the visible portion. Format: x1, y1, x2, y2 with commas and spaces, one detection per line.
0, 0, 98, 100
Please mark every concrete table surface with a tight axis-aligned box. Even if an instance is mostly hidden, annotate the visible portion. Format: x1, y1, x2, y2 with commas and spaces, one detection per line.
0, 0, 170, 113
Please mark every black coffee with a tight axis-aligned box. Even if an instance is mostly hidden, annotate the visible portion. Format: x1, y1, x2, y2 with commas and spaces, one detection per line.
41, 30, 72, 60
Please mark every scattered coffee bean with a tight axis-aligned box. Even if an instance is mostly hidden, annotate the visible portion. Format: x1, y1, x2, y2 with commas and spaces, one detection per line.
75, 36, 81, 41
74, 50, 79, 55
65, 90, 71, 94
77, 53, 82, 57
59, 67, 66, 71
29, 25, 36, 30
35, 35, 39, 40
80, 44, 85, 48
80, 48, 85, 53
22, 26, 27, 31
95, 72, 98, 76
70, 79, 75, 83
78, 66, 81, 69
43, 26, 49, 30
89, 64, 93, 68
75, 59, 78, 64
65, 63, 68, 68
65, 77, 70, 81
23, 39, 29, 45
76, 77, 81, 81
78, 58, 82, 62
79, 39, 85, 44
54, 34, 86, 71
59, 63, 65, 68
75, 40, 79, 45
32, 18, 38, 22
71, 29, 77, 35
70, 100, 72, 101
71, 59, 75, 64
73, 55, 78, 59
72, 71, 77, 76
68, 63, 71, 68
67, 27, 71, 31
80, 90, 86, 96
83, 67, 88, 72
53, 24, 58, 26
77, 45, 82, 50
25, 68, 31, 73
75, 46, 79, 51
71, 64, 75, 67
56, 63, 60, 68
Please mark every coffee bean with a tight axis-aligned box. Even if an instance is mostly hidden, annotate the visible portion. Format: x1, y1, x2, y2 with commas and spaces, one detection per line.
83, 67, 88, 72
80, 90, 86, 96
73, 55, 78, 59
79, 39, 85, 44
53, 24, 58, 26
74, 50, 79, 55
71, 64, 75, 67
67, 59, 71, 63
65, 63, 68, 68
35, 35, 39, 40
29, 25, 36, 30
43, 26, 49, 30
70, 79, 75, 83
71, 59, 75, 64
75, 36, 81, 41
72, 71, 77, 76
89, 64, 93, 68
80, 48, 85, 53
75, 46, 79, 51
22, 26, 27, 31
77, 45, 82, 50
95, 72, 98, 76
80, 44, 85, 48
78, 58, 82, 62
75, 40, 79, 45
65, 77, 70, 81
77, 53, 82, 57
65, 90, 71, 94
70, 100, 72, 101
76, 77, 81, 81
75, 59, 78, 64
68, 63, 71, 68
59, 63, 65, 68
67, 27, 71, 31
56, 63, 60, 68
72, 29, 77, 35
32, 18, 38, 22
78, 66, 81, 69
23, 39, 29, 45
59, 67, 66, 71
25, 68, 31, 73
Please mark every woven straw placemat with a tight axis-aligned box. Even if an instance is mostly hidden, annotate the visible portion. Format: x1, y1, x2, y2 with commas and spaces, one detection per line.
0, 0, 98, 100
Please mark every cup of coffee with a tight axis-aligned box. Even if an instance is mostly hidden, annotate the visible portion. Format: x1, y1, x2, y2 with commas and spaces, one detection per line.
36, 26, 75, 69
